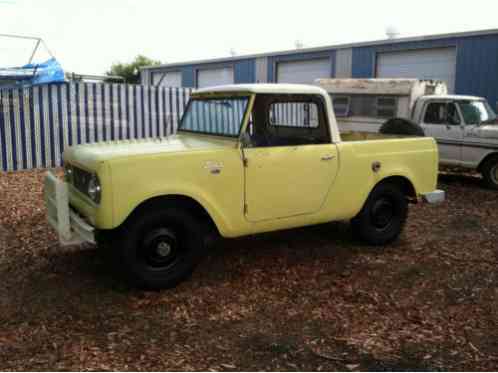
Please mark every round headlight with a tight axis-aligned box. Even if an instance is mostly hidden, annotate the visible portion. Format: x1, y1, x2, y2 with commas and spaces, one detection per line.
87, 174, 101, 204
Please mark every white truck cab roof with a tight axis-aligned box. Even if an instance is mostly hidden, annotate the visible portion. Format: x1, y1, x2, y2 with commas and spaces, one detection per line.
418, 94, 485, 102
194, 84, 328, 96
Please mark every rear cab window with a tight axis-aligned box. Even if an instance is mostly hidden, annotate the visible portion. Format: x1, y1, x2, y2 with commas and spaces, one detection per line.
269, 102, 320, 128
376, 97, 397, 118
331, 96, 351, 117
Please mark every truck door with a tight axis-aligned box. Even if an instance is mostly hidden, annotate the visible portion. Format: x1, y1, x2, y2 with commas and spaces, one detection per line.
420, 101, 463, 165
458, 99, 497, 168
242, 95, 339, 222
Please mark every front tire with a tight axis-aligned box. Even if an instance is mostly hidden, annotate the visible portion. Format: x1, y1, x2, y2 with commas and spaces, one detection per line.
351, 183, 408, 245
481, 157, 498, 190
116, 207, 207, 290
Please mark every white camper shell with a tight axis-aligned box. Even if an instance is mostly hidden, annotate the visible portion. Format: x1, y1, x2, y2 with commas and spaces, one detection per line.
316, 78, 448, 133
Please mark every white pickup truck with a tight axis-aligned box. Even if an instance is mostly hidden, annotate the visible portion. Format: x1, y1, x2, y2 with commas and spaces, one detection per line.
317, 79, 498, 189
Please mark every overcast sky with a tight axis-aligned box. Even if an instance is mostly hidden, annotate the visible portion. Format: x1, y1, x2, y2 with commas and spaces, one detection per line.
1, 0, 498, 75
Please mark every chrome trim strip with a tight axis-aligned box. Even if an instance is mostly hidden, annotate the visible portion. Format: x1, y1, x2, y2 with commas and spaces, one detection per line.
437, 139, 498, 150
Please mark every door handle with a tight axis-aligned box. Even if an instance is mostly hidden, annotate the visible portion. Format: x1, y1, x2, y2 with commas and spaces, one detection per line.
321, 155, 335, 161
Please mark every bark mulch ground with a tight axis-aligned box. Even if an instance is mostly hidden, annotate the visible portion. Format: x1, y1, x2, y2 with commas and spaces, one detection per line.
0, 169, 497, 371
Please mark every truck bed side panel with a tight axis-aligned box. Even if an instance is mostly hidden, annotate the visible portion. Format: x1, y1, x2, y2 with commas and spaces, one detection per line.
319, 137, 438, 220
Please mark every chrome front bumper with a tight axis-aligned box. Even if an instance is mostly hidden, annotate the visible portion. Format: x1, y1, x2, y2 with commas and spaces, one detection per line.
44, 171, 96, 246
422, 189, 446, 204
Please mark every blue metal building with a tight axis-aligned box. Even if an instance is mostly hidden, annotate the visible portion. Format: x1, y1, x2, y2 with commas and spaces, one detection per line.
141, 29, 498, 108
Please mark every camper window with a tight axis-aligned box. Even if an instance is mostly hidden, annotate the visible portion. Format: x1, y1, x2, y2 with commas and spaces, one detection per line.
376, 97, 397, 118
332, 96, 351, 117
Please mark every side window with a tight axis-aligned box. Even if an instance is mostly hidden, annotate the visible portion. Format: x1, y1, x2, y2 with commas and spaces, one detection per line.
332, 96, 350, 117
424, 102, 461, 125
376, 97, 397, 118
424, 102, 447, 124
245, 94, 330, 148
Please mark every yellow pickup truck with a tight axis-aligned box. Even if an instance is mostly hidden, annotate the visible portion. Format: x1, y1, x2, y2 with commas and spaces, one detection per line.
44, 84, 444, 289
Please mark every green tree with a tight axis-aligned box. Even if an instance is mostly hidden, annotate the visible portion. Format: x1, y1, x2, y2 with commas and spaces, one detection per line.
106, 55, 161, 84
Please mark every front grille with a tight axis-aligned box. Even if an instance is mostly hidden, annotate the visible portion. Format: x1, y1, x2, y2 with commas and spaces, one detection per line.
72, 167, 91, 195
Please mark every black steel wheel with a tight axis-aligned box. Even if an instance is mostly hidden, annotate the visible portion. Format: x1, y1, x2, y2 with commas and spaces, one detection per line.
352, 183, 408, 245
370, 197, 396, 231
481, 157, 498, 190
117, 207, 207, 290
141, 227, 180, 271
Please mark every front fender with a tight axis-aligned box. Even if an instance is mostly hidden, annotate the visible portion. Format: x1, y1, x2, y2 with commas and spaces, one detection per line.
107, 150, 245, 236
114, 184, 238, 237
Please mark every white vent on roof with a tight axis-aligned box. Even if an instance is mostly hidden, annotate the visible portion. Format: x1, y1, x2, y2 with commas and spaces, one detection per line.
385, 26, 400, 39
295, 40, 304, 49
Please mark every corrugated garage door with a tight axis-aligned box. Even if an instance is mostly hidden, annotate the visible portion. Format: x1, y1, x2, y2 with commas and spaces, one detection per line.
152, 71, 182, 87
197, 67, 234, 88
376, 48, 457, 93
277, 58, 331, 84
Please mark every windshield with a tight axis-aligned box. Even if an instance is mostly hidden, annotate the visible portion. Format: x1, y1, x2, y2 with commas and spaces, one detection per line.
179, 97, 249, 137
459, 100, 497, 125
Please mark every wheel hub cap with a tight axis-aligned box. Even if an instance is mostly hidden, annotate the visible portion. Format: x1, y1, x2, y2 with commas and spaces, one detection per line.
371, 199, 394, 230
156, 242, 172, 257
142, 228, 179, 270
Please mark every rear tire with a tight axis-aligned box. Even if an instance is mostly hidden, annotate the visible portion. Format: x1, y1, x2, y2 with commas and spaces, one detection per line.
481, 157, 498, 190
351, 183, 408, 245
115, 207, 207, 290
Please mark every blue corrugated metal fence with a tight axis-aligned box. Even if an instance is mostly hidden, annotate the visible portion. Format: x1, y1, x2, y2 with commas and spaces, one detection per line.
0, 83, 192, 172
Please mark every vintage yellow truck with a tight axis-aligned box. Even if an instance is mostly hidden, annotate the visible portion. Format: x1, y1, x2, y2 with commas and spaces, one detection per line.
44, 84, 444, 289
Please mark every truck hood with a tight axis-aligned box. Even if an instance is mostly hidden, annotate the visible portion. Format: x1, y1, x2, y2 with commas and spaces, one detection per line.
64, 133, 237, 168
474, 124, 498, 140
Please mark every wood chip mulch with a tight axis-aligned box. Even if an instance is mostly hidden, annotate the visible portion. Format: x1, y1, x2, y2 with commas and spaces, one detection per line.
0, 168, 497, 371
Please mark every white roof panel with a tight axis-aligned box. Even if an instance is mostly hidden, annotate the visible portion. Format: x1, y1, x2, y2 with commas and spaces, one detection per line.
193, 83, 328, 96
420, 94, 484, 101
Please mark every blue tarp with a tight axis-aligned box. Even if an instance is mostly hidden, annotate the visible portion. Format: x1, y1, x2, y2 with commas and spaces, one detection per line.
0, 58, 65, 87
